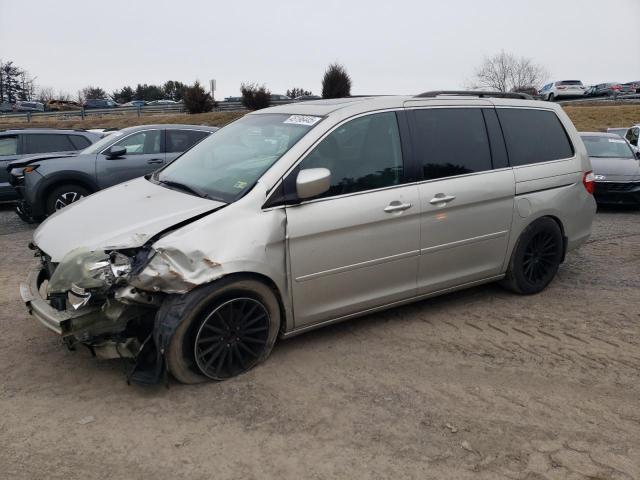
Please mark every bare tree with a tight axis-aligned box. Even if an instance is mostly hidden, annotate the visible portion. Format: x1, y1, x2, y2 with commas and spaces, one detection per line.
38, 86, 55, 102
77, 85, 107, 103
470, 51, 548, 92
57, 90, 72, 101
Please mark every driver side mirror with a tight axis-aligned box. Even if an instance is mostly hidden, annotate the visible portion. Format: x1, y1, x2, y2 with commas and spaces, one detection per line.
296, 168, 331, 200
635, 151, 640, 160
106, 145, 127, 159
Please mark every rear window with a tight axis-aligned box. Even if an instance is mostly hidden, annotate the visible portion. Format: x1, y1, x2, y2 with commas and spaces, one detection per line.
581, 136, 634, 159
497, 109, 574, 166
25, 133, 74, 154
557, 80, 583, 86
166, 129, 210, 153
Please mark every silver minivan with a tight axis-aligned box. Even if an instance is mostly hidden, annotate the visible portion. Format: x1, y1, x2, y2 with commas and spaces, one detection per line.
21, 92, 597, 384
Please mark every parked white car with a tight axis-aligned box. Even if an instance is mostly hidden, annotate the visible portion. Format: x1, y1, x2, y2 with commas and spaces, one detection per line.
539, 80, 586, 101
607, 125, 640, 153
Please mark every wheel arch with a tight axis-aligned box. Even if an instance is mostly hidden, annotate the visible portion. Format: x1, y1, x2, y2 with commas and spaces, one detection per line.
37, 172, 98, 212
505, 213, 568, 272
207, 271, 289, 335
545, 214, 568, 261
156, 271, 286, 383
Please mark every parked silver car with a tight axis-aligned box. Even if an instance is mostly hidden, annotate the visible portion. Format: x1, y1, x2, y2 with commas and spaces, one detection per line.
21, 92, 597, 384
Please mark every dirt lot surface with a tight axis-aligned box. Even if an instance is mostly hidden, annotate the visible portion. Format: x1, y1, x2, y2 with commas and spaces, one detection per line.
0, 204, 639, 480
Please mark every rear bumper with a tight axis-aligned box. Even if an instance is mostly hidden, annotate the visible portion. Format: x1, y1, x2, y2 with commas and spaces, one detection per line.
554, 90, 585, 97
594, 182, 640, 205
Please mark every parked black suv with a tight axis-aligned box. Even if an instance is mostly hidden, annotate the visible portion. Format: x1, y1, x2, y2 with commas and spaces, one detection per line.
0, 129, 102, 201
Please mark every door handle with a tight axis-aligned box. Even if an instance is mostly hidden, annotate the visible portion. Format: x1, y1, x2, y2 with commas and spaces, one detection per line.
429, 194, 456, 205
147, 158, 163, 164
384, 201, 412, 213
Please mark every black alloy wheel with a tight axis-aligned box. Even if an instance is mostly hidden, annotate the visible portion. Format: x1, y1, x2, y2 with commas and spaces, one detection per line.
501, 217, 563, 295
522, 231, 558, 284
194, 298, 270, 379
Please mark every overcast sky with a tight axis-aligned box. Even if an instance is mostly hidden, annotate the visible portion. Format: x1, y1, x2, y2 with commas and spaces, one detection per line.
1, 0, 638, 99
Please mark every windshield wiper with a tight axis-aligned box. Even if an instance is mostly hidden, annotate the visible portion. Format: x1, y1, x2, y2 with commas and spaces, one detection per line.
158, 179, 211, 199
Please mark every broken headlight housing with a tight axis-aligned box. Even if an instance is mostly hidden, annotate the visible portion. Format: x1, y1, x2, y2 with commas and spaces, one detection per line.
48, 249, 133, 297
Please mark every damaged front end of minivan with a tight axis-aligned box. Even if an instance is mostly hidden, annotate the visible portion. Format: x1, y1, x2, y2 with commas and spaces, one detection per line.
21, 242, 227, 385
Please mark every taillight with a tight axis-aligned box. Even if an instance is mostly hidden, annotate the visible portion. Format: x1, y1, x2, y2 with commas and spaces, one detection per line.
612, 85, 621, 90
583, 171, 595, 194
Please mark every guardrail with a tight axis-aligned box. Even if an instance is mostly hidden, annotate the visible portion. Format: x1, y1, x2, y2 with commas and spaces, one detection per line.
3, 94, 640, 123
0, 99, 297, 123
558, 93, 640, 105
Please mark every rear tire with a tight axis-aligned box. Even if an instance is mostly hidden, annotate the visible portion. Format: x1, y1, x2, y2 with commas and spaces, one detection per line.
165, 277, 281, 384
45, 184, 90, 215
501, 218, 563, 295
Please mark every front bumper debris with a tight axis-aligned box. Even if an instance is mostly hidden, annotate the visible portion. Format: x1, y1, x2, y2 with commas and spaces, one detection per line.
21, 265, 166, 385
20, 266, 102, 337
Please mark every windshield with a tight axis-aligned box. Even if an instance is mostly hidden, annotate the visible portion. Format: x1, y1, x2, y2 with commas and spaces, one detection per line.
582, 136, 634, 158
80, 131, 124, 154
156, 113, 322, 202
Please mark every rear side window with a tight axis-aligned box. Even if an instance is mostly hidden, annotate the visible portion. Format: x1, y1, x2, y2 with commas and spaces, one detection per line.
68, 135, 91, 150
25, 134, 74, 154
410, 108, 492, 180
166, 130, 209, 153
497, 109, 574, 166
0, 135, 18, 156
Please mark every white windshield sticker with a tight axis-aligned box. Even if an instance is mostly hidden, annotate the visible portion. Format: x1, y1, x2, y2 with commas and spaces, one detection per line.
608, 138, 626, 143
283, 115, 322, 126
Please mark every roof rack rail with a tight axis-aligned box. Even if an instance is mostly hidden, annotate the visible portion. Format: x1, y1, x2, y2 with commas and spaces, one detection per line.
415, 90, 533, 100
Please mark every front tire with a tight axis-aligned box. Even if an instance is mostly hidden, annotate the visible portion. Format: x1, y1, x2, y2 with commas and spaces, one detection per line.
501, 218, 563, 295
548, 93, 555, 102
165, 278, 281, 383
45, 184, 90, 214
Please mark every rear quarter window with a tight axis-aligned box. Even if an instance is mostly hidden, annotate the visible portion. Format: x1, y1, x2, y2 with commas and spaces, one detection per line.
68, 135, 92, 150
496, 108, 574, 166
166, 130, 210, 153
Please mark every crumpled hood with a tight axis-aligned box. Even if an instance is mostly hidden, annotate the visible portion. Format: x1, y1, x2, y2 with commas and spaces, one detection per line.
7, 152, 78, 170
34, 177, 224, 261
590, 156, 640, 181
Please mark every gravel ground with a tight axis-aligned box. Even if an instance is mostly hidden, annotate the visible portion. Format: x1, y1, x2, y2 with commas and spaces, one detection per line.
0, 203, 639, 480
